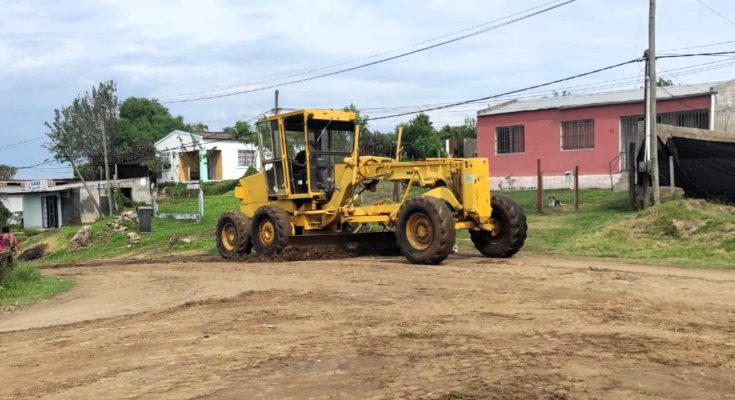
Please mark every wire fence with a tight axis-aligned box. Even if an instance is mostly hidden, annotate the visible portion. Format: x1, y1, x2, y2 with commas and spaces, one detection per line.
537, 161, 579, 214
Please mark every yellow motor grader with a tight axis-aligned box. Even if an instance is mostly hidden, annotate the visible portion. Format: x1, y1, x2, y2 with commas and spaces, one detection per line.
216, 109, 526, 264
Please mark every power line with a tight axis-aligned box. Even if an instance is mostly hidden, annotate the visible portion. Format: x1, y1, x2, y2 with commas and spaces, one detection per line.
657, 50, 735, 58
0, 136, 44, 149
157, 0, 573, 101
367, 57, 644, 120
660, 40, 735, 52
161, 0, 576, 103
696, 0, 735, 28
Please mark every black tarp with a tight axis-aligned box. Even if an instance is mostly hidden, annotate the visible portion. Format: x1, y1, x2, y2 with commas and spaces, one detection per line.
659, 136, 735, 201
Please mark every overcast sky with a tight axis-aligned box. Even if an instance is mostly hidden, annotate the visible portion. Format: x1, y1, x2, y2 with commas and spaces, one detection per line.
2, 0, 734, 179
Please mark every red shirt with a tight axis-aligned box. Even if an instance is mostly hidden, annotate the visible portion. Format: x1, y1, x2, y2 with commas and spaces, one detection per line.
0, 233, 17, 252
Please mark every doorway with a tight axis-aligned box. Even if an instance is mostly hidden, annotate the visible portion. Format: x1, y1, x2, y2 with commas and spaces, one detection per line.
41, 195, 59, 229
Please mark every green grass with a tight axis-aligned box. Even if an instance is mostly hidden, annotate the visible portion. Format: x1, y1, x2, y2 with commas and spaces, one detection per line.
495, 189, 735, 269
23, 191, 242, 266
19, 184, 735, 270
0, 263, 75, 308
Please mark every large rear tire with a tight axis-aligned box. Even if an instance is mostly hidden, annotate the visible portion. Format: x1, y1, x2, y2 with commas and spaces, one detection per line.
216, 211, 252, 259
251, 206, 291, 256
471, 193, 527, 258
396, 196, 456, 265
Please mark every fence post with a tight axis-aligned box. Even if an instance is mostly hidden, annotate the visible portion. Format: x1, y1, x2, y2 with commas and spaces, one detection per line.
669, 155, 675, 200
574, 166, 580, 211
537, 158, 543, 214
628, 143, 636, 206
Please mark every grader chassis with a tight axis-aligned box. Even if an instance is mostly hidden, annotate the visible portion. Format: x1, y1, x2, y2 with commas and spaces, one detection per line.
216, 109, 526, 264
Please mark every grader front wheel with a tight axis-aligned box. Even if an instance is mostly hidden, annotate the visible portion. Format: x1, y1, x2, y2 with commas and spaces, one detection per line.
396, 196, 456, 265
471, 193, 527, 258
215, 211, 252, 259
251, 206, 291, 256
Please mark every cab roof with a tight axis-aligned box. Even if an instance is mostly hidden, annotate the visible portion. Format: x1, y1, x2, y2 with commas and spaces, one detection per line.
261, 109, 357, 123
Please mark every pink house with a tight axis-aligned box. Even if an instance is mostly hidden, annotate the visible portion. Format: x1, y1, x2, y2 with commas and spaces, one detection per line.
476, 80, 734, 189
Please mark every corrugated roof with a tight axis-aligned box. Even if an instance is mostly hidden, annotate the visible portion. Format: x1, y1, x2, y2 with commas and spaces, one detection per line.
478, 81, 726, 116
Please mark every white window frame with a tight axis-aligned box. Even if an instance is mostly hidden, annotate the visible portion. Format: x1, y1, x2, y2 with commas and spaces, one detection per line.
495, 125, 525, 155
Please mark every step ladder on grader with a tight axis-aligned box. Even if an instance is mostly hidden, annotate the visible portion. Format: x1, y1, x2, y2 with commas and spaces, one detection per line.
216, 109, 526, 265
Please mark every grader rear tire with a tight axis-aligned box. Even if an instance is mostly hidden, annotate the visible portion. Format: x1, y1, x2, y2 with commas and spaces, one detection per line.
471, 193, 527, 258
251, 206, 291, 256
396, 196, 456, 265
216, 211, 252, 259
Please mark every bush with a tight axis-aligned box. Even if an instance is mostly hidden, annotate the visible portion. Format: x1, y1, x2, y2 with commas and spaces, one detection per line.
202, 180, 238, 195
0, 201, 11, 227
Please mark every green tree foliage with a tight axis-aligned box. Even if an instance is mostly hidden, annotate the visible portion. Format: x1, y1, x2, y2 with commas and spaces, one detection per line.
223, 120, 257, 143
399, 113, 445, 159
0, 201, 11, 226
343, 103, 370, 133
116, 97, 187, 150
0, 164, 17, 180
657, 77, 674, 87
184, 122, 209, 132
45, 81, 120, 168
438, 117, 476, 141
359, 131, 395, 157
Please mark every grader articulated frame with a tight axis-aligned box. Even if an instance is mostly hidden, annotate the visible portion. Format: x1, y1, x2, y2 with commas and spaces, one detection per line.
216, 109, 526, 264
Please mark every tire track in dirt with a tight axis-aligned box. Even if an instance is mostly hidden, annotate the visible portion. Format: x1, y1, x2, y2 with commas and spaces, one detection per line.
0, 254, 733, 399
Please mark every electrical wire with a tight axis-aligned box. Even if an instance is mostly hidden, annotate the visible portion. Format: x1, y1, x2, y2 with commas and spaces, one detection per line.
696, 0, 735, 28
366, 57, 644, 120
161, 0, 576, 103
0, 136, 44, 150
157, 0, 574, 101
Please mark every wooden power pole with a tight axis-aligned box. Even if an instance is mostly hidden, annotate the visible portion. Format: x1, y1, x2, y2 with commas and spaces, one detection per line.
648, 0, 660, 205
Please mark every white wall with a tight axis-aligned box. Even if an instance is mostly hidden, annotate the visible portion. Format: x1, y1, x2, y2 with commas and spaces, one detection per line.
208, 140, 260, 180
155, 130, 202, 183
22, 195, 42, 228
0, 193, 23, 214
490, 174, 622, 191
154, 130, 261, 183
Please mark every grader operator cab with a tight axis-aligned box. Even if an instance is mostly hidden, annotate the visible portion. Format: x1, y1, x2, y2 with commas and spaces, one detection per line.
216, 109, 526, 265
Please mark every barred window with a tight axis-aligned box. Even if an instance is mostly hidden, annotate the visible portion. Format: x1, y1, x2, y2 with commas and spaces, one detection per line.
495, 125, 525, 154
238, 149, 256, 167
561, 119, 594, 150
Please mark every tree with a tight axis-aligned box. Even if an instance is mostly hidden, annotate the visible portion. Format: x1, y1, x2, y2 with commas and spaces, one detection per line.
343, 103, 369, 133
223, 120, 257, 143
398, 113, 444, 159
116, 97, 187, 150
45, 81, 120, 216
0, 164, 17, 180
184, 122, 209, 132
438, 117, 476, 141
657, 77, 674, 87
45, 81, 119, 168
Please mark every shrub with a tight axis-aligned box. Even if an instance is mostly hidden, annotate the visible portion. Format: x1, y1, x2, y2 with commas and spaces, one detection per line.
0, 201, 11, 227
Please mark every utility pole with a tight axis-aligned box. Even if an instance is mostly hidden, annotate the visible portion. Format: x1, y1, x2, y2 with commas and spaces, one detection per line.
101, 122, 114, 215
274, 90, 279, 115
648, 0, 660, 205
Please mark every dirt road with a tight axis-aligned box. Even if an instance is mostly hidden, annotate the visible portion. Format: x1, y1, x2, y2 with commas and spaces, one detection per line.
1, 254, 734, 399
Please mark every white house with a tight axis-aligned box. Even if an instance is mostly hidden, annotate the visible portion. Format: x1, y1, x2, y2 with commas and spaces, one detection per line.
0, 178, 153, 229
154, 130, 260, 183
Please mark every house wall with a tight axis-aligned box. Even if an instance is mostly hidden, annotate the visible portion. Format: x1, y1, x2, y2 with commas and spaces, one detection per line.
207, 140, 260, 181
21, 194, 61, 229
477, 96, 711, 188
713, 80, 735, 133
155, 130, 203, 183
155, 130, 261, 183
78, 178, 152, 223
